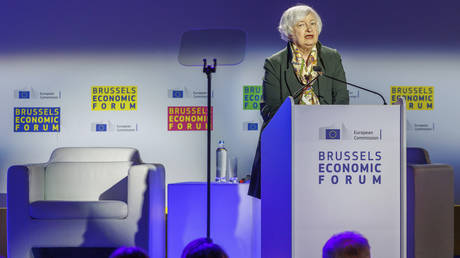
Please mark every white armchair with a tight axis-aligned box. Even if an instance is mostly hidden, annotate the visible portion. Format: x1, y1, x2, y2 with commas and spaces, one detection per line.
7, 147, 165, 258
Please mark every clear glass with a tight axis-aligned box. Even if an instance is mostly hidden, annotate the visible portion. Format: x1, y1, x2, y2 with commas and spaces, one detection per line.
228, 156, 238, 183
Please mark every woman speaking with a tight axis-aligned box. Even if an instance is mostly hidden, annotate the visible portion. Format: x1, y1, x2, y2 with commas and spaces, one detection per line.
249, 4, 349, 198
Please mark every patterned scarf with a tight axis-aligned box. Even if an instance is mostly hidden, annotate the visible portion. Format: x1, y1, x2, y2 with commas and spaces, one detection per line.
290, 43, 320, 105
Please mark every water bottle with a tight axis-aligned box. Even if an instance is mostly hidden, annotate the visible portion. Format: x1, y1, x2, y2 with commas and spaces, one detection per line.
216, 140, 228, 182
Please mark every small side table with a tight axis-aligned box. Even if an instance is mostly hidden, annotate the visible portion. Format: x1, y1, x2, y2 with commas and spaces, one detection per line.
168, 182, 261, 258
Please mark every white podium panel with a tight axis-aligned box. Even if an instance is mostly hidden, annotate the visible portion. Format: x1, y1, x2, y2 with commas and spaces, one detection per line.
262, 97, 406, 258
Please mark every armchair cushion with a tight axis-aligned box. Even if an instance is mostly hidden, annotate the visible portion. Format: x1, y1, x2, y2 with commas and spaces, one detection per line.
30, 200, 128, 219
49, 147, 141, 163
44, 162, 130, 201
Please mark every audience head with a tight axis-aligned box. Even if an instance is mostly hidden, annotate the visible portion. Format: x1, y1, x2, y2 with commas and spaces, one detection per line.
181, 237, 229, 258
109, 246, 149, 258
322, 231, 370, 258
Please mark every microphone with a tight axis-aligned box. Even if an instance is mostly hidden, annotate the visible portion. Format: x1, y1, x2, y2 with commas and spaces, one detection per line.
292, 74, 321, 100
313, 66, 387, 105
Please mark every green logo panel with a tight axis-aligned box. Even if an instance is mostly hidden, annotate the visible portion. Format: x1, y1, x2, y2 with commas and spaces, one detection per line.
243, 85, 262, 110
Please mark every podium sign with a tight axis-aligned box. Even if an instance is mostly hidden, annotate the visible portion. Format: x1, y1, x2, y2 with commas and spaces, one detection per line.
261, 97, 406, 258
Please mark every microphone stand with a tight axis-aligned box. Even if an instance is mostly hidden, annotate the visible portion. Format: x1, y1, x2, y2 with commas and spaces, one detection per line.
203, 58, 216, 240
315, 67, 387, 105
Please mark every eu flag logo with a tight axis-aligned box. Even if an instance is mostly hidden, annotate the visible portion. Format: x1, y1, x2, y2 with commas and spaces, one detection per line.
325, 129, 340, 139
172, 90, 184, 98
248, 123, 258, 131
96, 124, 107, 132
19, 91, 30, 99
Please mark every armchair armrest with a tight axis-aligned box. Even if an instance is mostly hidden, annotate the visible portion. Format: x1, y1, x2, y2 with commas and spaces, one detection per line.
28, 165, 46, 202
127, 163, 165, 258
7, 164, 45, 218
407, 164, 454, 258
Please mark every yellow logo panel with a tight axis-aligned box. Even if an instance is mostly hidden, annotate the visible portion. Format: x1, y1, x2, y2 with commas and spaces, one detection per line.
91, 86, 137, 111
390, 86, 433, 110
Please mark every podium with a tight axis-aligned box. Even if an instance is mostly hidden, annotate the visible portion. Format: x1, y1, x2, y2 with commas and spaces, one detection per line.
261, 97, 406, 258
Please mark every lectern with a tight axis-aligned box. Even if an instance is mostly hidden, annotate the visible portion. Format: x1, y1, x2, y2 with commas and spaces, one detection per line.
261, 97, 406, 258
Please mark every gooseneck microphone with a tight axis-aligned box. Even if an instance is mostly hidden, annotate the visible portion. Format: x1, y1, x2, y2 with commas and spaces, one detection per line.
292, 74, 321, 100
313, 66, 387, 105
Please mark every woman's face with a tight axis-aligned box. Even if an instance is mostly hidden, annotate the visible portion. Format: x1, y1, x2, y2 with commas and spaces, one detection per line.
291, 12, 319, 53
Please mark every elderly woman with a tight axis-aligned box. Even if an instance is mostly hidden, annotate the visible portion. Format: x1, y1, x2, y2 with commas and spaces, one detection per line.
248, 5, 349, 198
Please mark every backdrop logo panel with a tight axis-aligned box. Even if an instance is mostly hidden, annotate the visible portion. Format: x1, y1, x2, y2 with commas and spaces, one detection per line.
247, 122, 258, 131
191, 90, 210, 98
168, 106, 212, 131
91, 86, 137, 111
94, 123, 108, 132
168, 89, 184, 98
390, 86, 433, 110
243, 85, 262, 110
18, 90, 30, 99
168, 87, 214, 99
407, 120, 435, 131
14, 107, 60, 132
14, 88, 61, 100
242, 121, 259, 131
91, 121, 138, 132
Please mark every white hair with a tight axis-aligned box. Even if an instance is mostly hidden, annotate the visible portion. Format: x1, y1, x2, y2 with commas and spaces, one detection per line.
278, 5, 323, 42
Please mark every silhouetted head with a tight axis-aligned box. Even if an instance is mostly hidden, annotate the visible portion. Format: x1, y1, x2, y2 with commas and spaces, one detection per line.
109, 246, 148, 258
181, 238, 229, 258
323, 231, 371, 258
